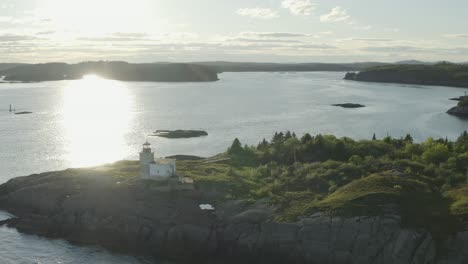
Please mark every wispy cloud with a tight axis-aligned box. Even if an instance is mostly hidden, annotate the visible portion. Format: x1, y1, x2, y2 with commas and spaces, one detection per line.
0, 34, 37, 42
320, 7, 350, 22
348, 38, 393, 42
281, 0, 317, 16
445, 34, 468, 38
255, 32, 307, 38
228, 38, 302, 43
236, 8, 278, 19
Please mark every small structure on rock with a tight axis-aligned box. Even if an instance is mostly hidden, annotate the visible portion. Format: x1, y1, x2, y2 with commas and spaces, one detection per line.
139, 142, 195, 190
140, 142, 177, 180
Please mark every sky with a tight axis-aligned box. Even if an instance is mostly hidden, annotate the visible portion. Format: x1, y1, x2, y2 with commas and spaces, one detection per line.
1, 0, 468, 63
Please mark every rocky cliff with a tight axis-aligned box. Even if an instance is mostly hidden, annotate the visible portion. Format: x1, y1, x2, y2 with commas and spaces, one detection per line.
0, 164, 467, 264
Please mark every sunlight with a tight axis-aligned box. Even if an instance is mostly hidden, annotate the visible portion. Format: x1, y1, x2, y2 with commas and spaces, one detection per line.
62, 75, 134, 167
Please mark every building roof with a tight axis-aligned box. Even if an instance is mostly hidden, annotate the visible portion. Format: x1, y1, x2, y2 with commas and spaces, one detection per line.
153, 158, 176, 165
143, 141, 151, 146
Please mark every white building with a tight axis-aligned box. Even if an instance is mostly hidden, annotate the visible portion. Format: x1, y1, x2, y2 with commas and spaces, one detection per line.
140, 142, 177, 180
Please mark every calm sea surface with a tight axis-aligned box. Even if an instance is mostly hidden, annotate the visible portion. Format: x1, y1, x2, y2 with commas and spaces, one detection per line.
0, 72, 467, 263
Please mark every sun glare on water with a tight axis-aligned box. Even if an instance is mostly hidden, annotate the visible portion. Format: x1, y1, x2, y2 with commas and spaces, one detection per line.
62, 75, 134, 167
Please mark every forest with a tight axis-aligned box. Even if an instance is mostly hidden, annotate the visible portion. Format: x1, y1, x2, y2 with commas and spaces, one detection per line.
179, 131, 468, 239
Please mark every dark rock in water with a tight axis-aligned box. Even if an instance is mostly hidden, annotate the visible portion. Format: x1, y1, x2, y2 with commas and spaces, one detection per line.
344, 72, 357, 80
153, 130, 208, 138
332, 103, 366, 108
166, 155, 205, 160
447, 106, 468, 118
14, 111, 33, 115
450, 96, 468, 101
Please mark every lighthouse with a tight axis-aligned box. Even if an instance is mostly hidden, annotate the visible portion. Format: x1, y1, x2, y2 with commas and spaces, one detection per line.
139, 142, 177, 180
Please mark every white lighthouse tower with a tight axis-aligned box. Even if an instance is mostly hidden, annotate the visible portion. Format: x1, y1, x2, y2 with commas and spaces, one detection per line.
139, 142, 177, 180
140, 142, 155, 179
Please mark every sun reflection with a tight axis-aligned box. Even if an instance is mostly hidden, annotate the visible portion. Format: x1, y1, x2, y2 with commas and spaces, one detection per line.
63, 75, 133, 167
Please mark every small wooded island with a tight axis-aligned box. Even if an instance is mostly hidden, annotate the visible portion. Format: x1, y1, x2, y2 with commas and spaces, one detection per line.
344, 62, 468, 88
1, 131, 468, 263
0, 61, 219, 83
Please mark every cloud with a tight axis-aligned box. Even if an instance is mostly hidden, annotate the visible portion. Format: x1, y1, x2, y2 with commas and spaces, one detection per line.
111, 32, 149, 38
320, 7, 350, 22
36, 30, 55, 35
348, 38, 394, 42
0, 34, 36, 42
362, 46, 426, 53
281, 0, 317, 16
445, 34, 468, 38
353, 25, 372, 31
228, 38, 302, 43
0, 16, 12, 23
294, 44, 336, 49
236, 8, 278, 19
259, 32, 307, 37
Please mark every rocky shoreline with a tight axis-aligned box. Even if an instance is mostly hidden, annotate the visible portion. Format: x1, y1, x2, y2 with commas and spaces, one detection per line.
447, 106, 468, 118
0, 164, 467, 264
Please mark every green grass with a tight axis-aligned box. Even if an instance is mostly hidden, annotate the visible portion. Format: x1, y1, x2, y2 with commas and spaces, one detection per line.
446, 186, 468, 220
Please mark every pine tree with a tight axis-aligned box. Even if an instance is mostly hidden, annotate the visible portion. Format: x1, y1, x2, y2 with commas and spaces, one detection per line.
228, 138, 243, 154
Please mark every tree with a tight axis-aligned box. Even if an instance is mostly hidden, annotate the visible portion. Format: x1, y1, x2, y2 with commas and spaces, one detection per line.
458, 98, 468, 108
301, 133, 313, 144
228, 138, 243, 155
372, 133, 377, 141
404, 134, 414, 144
284, 137, 301, 163
257, 138, 269, 150
272, 132, 285, 145
422, 143, 450, 164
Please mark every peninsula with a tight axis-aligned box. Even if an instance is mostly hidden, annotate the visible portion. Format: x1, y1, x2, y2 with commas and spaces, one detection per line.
344, 62, 468, 88
0, 61, 219, 83
1, 131, 468, 263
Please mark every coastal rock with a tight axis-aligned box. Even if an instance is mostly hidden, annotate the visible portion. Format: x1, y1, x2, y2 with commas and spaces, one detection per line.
344, 72, 357, 80
447, 106, 468, 118
153, 130, 208, 139
332, 103, 366, 108
0, 168, 466, 264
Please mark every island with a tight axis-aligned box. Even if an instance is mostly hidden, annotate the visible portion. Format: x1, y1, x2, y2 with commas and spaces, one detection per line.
1, 131, 468, 263
447, 97, 468, 118
332, 103, 365, 108
194, 61, 389, 73
152, 130, 208, 138
0, 61, 219, 83
14, 111, 33, 115
344, 62, 468, 88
